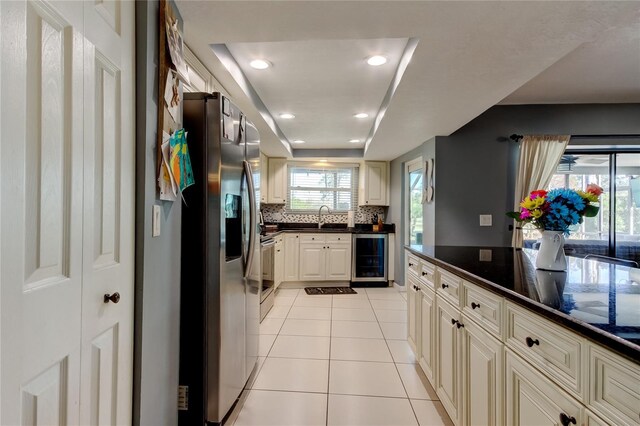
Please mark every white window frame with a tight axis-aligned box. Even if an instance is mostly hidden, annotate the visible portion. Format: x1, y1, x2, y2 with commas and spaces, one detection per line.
405, 157, 423, 245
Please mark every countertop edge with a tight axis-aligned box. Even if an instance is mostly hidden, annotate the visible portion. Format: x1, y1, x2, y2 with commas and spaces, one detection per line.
404, 245, 640, 365
261, 228, 394, 241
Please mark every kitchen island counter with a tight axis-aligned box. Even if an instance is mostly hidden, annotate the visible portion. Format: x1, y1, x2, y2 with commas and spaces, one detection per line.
405, 245, 640, 364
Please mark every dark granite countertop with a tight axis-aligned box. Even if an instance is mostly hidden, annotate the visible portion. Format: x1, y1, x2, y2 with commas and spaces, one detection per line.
260, 223, 394, 242
405, 245, 640, 364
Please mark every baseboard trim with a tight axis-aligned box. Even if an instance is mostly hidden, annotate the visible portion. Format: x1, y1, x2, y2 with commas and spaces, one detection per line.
393, 281, 406, 292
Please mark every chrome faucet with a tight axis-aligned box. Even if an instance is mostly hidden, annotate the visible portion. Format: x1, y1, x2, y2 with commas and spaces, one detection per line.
318, 205, 331, 229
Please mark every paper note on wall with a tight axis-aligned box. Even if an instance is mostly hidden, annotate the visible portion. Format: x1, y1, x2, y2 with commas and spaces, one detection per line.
169, 128, 195, 192
158, 131, 178, 201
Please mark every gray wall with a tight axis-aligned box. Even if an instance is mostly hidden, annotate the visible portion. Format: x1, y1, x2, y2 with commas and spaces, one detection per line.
388, 138, 435, 286
389, 104, 640, 285
134, 1, 182, 425
434, 104, 640, 247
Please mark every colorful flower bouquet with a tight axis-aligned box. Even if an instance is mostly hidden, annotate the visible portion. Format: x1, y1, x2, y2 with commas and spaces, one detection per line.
507, 184, 603, 234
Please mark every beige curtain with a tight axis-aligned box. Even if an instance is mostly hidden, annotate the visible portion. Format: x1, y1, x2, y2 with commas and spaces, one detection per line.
512, 135, 570, 247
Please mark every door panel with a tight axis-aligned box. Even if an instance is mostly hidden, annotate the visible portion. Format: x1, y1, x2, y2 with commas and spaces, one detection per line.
326, 243, 351, 280
80, 1, 134, 425
299, 243, 326, 281
1, 1, 84, 424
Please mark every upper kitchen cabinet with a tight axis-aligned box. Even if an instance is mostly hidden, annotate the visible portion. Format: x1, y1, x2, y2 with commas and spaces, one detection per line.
259, 152, 268, 203
267, 158, 287, 204
359, 161, 389, 206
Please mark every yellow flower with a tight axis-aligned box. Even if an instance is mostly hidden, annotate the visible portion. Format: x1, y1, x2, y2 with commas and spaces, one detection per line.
577, 190, 598, 203
531, 209, 543, 219
520, 196, 545, 210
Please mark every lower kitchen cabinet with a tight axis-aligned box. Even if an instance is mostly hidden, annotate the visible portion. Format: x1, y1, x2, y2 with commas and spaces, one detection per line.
274, 236, 284, 289
283, 234, 299, 281
462, 317, 503, 426
298, 234, 351, 281
436, 296, 462, 424
299, 241, 326, 281
407, 274, 419, 353
505, 349, 583, 426
325, 242, 351, 280
418, 285, 436, 385
404, 249, 638, 426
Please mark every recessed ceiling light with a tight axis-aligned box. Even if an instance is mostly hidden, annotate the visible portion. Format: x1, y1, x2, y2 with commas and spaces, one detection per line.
291, 140, 305, 144
320, 160, 327, 163
367, 55, 387, 66
279, 113, 295, 119
354, 113, 369, 119
349, 139, 360, 143
249, 59, 270, 70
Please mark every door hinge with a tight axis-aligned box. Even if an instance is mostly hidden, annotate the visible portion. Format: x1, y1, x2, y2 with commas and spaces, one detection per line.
178, 385, 189, 411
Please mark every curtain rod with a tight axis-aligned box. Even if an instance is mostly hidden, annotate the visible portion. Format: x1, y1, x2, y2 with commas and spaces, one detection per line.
510, 134, 640, 142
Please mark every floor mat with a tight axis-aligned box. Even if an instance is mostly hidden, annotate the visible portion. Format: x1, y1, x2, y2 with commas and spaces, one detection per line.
304, 287, 357, 295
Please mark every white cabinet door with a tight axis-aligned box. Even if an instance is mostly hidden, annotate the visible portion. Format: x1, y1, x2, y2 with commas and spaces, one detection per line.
407, 277, 419, 354
259, 152, 268, 203
462, 317, 504, 426
436, 296, 461, 424
505, 350, 583, 426
274, 238, 284, 288
360, 161, 388, 206
325, 242, 351, 280
299, 242, 326, 281
419, 286, 436, 385
267, 158, 287, 204
283, 233, 299, 281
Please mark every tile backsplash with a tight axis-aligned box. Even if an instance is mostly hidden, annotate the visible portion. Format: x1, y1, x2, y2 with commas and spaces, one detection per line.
261, 204, 387, 224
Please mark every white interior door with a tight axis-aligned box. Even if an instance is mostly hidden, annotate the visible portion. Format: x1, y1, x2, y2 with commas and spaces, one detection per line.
0, 1, 134, 424
80, 1, 134, 425
1, 2, 84, 424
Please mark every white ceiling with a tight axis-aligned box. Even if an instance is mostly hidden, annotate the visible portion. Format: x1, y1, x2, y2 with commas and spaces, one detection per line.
177, 1, 640, 160
227, 38, 408, 149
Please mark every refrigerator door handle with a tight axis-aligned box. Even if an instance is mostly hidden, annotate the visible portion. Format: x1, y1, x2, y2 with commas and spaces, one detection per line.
243, 160, 257, 278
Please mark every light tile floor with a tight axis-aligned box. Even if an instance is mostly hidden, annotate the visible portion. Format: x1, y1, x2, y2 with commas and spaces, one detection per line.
231, 286, 453, 426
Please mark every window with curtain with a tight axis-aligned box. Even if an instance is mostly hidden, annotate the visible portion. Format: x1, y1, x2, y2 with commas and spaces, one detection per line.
524, 151, 640, 264
286, 165, 359, 212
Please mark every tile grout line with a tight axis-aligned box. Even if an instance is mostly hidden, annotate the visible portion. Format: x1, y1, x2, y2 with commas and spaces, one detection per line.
326, 294, 333, 426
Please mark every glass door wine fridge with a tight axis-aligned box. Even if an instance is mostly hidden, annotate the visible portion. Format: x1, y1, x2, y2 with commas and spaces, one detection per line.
351, 234, 388, 283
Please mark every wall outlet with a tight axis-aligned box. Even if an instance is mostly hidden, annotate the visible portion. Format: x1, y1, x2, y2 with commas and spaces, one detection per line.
152, 205, 161, 237
479, 214, 492, 227
479, 249, 493, 262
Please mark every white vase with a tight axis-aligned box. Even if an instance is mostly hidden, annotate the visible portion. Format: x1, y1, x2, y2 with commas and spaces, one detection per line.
536, 230, 567, 271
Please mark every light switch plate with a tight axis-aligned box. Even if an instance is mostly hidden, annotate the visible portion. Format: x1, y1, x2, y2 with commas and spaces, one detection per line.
152, 205, 161, 237
479, 214, 492, 227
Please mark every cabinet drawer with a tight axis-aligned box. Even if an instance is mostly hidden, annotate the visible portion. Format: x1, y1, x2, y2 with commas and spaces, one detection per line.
437, 269, 462, 307
299, 234, 325, 243
419, 261, 437, 290
588, 345, 640, 425
506, 349, 583, 426
326, 234, 350, 243
462, 282, 503, 338
407, 254, 420, 277
505, 302, 584, 399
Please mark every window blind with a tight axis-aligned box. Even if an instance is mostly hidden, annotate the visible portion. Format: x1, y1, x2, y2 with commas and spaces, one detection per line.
286, 165, 359, 213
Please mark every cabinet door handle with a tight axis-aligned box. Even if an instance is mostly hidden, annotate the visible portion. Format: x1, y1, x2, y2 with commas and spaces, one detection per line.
525, 337, 540, 347
456, 321, 464, 329
422, 271, 427, 276
451, 318, 457, 325
104, 292, 120, 304
471, 302, 480, 309
409, 262, 414, 267
559, 413, 576, 426
441, 283, 449, 289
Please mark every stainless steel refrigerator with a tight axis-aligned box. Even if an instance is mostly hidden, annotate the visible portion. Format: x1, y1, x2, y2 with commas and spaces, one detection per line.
179, 93, 260, 425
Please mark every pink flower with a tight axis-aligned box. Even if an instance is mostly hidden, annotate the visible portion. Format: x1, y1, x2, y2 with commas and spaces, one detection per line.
519, 208, 531, 220
586, 184, 604, 196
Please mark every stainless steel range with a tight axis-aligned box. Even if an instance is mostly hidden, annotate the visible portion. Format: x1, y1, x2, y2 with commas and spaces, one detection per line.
352, 234, 388, 283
